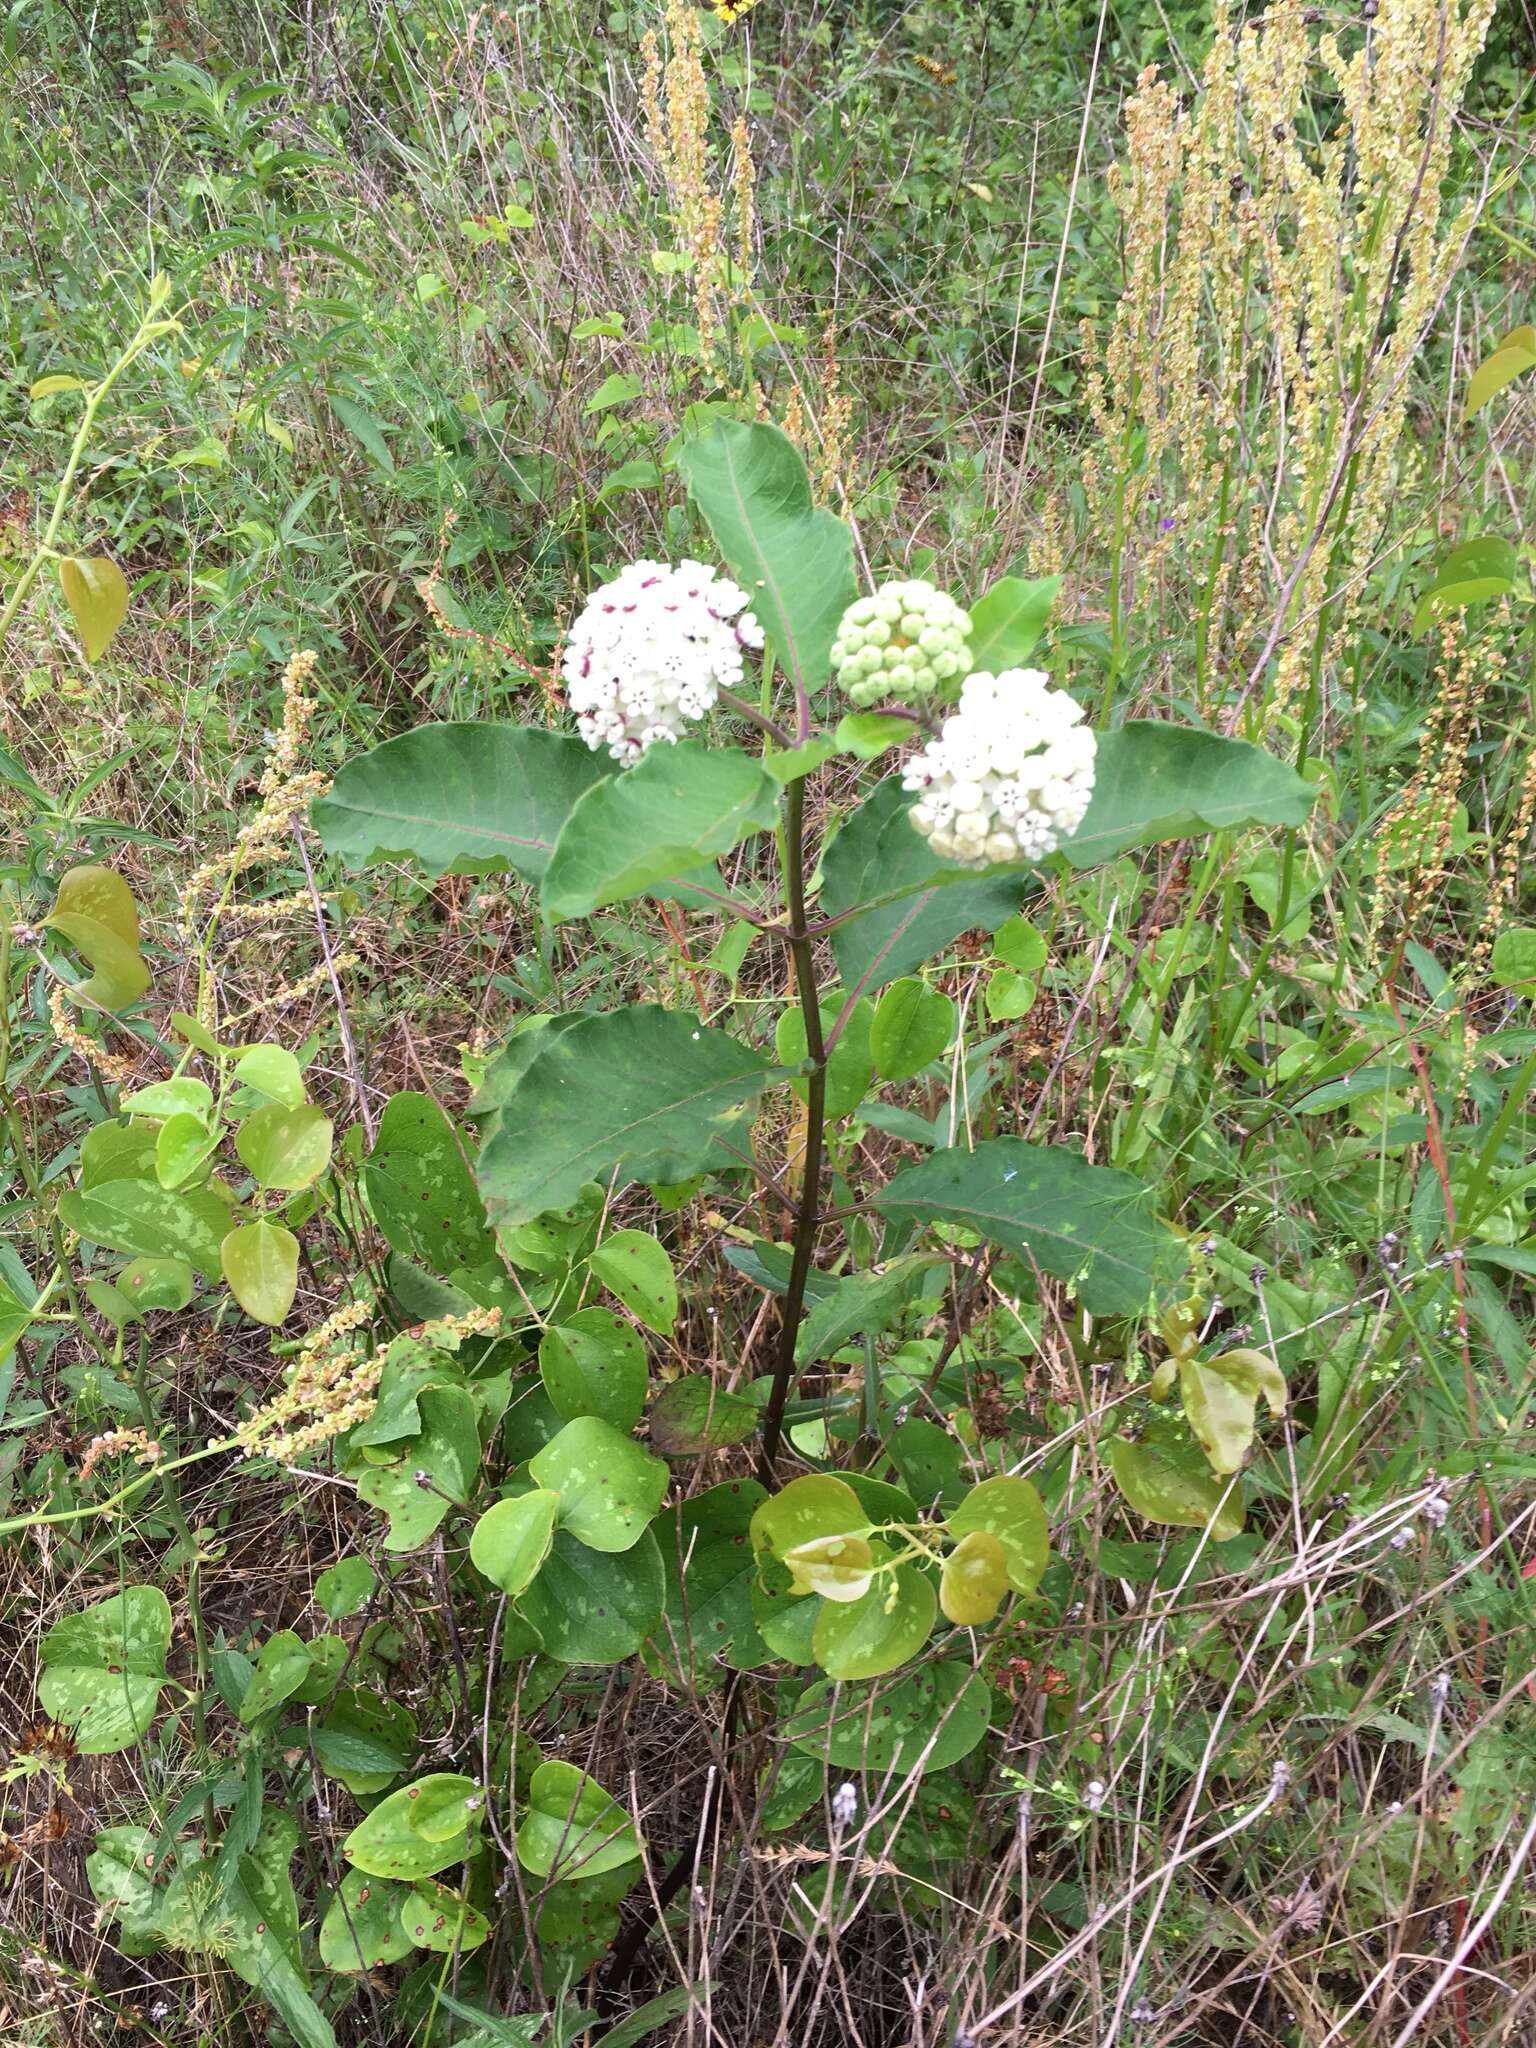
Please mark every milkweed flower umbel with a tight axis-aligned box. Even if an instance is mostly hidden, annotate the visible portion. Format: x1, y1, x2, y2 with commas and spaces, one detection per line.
902, 667, 1096, 865
831, 578, 972, 707
563, 558, 764, 762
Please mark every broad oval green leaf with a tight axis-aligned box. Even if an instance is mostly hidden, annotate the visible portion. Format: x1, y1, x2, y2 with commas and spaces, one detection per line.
1060, 722, 1316, 868
529, 1415, 668, 1552
1109, 1436, 1245, 1540
363, 1091, 495, 1273
650, 1478, 771, 1678
239, 1630, 313, 1723
776, 991, 874, 1120
677, 418, 856, 694
539, 1307, 648, 1429
751, 1474, 866, 1570
400, 1878, 490, 1952
589, 1229, 678, 1337
785, 1660, 991, 1775
236, 1102, 333, 1191
648, 1374, 763, 1455
313, 723, 613, 880
541, 741, 779, 921
116, 1255, 195, 1317
38, 1587, 171, 1753
233, 1045, 306, 1108
58, 554, 129, 662
965, 573, 1059, 673
354, 1386, 482, 1550
870, 978, 955, 1082
319, 1870, 415, 1972
58, 1179, 232, 1282
940, 1529, 1010, 1625
341, 1773, 481, 1880
812, 1562, 936, 1678
517, 1760, 643, 1882
469, 1489, 559, 1596
155, 1112, 220, 1191
123, 1078, 214, 1123
875, 1136, 1178, 1317
221, 1220, 300, 1326
475, 1007, 773, 1228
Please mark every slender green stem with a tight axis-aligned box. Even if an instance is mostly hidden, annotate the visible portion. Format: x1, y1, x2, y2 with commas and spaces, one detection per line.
0, 284, 176, 649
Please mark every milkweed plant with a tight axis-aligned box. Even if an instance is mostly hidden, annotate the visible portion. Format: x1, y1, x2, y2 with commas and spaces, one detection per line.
13, 418, 1318, 2018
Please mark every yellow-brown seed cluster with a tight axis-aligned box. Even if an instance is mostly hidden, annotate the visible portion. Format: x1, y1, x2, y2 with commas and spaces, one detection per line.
180, 648, 331, 963
47, 982, 139, 1085
1370, 622, 1491, 959
78, 1428, 164, 1484
1083, 0, 1496, 720
236, 1294, 378, 1465
641, 0, 758, 372
236, 1300, 501, 1465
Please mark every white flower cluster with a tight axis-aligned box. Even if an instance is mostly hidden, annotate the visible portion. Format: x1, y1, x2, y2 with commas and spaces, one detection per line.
902, 668, 1096, 865
562, 558, 764, 761
831, 579, 972, 707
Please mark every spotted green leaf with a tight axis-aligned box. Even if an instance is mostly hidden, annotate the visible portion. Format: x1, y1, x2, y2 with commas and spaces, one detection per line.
38, 1587, 171, 1753
529, 1416, 668, 1553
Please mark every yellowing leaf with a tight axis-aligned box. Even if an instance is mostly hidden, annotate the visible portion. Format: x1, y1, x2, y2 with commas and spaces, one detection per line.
42, 864, 150, 1010
783, 1532, 876, 1603
940, 1529, 1009, 1625
58, 555, 129, 662
1179, 1357, 1255, 1475
1463, 326, 1536, 422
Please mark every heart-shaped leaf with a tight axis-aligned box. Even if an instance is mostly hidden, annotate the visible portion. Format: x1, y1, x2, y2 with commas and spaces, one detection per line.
589, 1230, 678, 1337
469, 1489, 559, 1597
236, 1103, 333, 1191
1109, 1436, 1244, 1540
58, 554, 129, 661
38, 1587, 171, 1753
529, 1416, 668, 1553
945, 1475, 1049, 1596
539, 1308, 648, 1430
939, 1529, 1010, 1625
812, 1561, 936, 1678
42, 865, 150, 1009
319, 1870, 416, 1972
517, 1761, 643, 1882
341, 1773, 482, 1880
784, 1661, 991, 1775
221, 1220, 299, 1326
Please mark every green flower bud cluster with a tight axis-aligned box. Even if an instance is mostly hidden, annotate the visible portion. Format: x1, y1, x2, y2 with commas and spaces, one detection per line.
831, 579, 973, 707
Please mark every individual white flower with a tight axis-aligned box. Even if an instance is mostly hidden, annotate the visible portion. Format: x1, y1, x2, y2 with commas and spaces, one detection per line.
901, 667, 1096, 866
831, 578, 972, 707
562, 558, 764, 762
